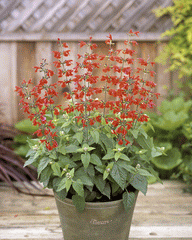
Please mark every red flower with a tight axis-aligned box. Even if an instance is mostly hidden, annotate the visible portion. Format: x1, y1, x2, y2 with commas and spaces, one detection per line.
118, 139, 124, 145
134, 31, 140, 37
131, 41, 138, 47
54, 108, 60, 116
58, 69, 63, 78
34, 66, 40, 72
63, 42, 68, 48
63, 50, 70, 57
149, 71, 156, 77
53, 51, 61, 59
53, 61, 61, 68
79, 41, 86, 48
47, 70, 54, 77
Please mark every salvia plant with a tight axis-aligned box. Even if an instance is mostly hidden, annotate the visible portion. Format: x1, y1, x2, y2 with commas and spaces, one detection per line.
15, 30, 163, 212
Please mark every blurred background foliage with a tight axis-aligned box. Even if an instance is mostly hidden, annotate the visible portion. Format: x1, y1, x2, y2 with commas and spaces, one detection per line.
155, 0, 192, 98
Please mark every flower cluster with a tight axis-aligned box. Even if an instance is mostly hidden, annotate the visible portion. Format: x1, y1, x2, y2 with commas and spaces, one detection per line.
15, 30, 159, 150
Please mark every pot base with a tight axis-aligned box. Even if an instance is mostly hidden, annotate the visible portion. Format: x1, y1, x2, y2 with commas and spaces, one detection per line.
54, 191, 138, 240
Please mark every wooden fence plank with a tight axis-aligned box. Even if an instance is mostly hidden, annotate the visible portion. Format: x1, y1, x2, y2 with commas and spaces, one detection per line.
156, 42, 171, 108
17, 42, 35, 121
35, 42, 53, 84
0, 42, 18, 124
0, 40, 174, 125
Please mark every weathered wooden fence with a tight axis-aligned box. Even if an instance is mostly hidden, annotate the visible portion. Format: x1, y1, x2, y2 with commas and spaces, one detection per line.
0, 38, 179, 125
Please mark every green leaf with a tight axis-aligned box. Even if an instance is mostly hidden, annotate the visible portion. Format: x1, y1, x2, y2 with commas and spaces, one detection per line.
103, 170, 109, 180
100, 133, 114, 149
51, 162, 61, 177
15, 119, 38, 133
90, 154, 102, 166
151, 147, 163, 158
136, 134, 153, 150
94, 175, 105, 193
72, 179, 84, 197
14, 144, 30, 157
115, 152, 121, 161
24, 151, 39, 167
14, 134, 29, 144
102, 149, 114, 160
87, 164, 95, 178
119, 153, 130, 161
81, 153, 91, 169
65, 179, 72, 192
55, 189, 67, 201
72, 195, 85, 213
151, 148, 182, 170
110, 163, 127, 190
58, 155, 77, 168
147, 166, 163, 184
39, 166, 52, 187
102, 182, 111, 199
123, 191, 136, 212
74, 167, 94, 186
130, 174, 148, 195
117, 161, 136, 174
74, 132, 83, 143
57, 178, 67, 192
130, 129, 139, 138
65, 144, 79, 153
37, 157, 51, 177
90, 130, 99, 143
25, 149, 35, 158
137, 169, 153, 177
57, 145, 66, 155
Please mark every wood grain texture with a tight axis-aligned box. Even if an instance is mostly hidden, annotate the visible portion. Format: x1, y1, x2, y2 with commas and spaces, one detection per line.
0, 180, 191, 239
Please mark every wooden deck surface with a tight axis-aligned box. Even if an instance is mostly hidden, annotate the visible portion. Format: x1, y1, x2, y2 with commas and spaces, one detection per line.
0, 180, 191, 240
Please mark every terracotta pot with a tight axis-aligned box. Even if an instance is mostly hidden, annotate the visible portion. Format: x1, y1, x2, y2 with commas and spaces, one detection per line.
54, 191, 138, 240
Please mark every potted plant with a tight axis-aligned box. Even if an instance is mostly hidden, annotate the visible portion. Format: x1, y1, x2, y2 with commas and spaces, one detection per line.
15, 30, 163, 240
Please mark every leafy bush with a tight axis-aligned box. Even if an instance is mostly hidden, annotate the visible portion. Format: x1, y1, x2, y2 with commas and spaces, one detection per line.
146, 97, 192, 191
155, 0, 192, 78
155, 0, 192, 98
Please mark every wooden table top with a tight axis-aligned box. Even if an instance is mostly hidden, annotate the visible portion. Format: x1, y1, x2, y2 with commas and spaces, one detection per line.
0, 180, 191, 240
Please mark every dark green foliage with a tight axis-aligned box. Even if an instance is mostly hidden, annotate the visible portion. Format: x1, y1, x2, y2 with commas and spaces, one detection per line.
24, 110, 163, 212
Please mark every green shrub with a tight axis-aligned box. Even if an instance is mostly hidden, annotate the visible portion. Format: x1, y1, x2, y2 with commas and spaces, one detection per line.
146, 97, 192, 191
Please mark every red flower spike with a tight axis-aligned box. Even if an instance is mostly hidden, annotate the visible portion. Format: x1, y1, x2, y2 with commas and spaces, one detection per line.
15, 33, 160, 151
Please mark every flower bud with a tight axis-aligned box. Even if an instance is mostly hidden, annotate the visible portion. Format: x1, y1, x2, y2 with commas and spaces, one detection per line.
32, 145, 38, 150
66, 173, 71, 179
106, 168, 111, 173
136, 164, 141, 170
60, 131, 64, 136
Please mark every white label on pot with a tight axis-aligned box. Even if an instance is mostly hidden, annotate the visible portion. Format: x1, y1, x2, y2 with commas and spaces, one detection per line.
90, 219, 112, 225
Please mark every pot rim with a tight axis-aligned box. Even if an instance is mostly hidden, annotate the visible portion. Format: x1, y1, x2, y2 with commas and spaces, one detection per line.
54, 190, 138, 209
